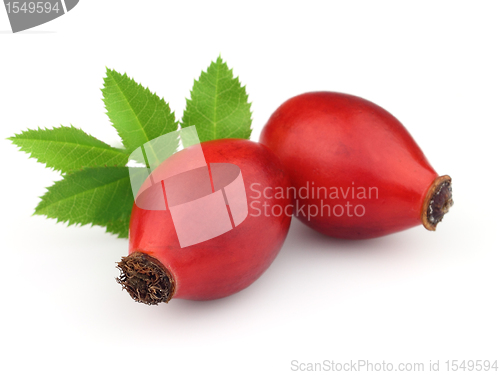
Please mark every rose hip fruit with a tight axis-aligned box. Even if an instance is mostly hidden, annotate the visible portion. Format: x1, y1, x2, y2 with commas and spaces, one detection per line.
260, 91, 453, 239
117, 139, 291, 304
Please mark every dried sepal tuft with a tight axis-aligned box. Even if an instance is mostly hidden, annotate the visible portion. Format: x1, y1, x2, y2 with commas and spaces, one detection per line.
423, 175, 454, 231
116, 252, 174, 305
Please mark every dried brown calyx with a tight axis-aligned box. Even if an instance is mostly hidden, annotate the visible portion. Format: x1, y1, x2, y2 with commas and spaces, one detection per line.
116, 252, 174, 305
422, 175, 454, 231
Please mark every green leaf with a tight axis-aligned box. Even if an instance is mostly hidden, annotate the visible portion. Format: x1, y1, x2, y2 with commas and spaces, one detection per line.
102, 68, 178, 153
105, 218, 129, 239
35, 167, 134, 231
181, 56, 252, 142
8, 126, 129, 173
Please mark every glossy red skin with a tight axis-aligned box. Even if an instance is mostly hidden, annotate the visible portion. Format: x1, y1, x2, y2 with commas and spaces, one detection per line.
260, 92, 438, 239
129, 139, 291, 301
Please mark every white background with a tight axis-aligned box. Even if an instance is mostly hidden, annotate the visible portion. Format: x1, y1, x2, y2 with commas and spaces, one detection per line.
1, 1, 499, 374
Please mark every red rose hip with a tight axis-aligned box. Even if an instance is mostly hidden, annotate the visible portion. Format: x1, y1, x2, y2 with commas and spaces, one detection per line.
117, 139, 291, 304
260, 91, 453, 239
